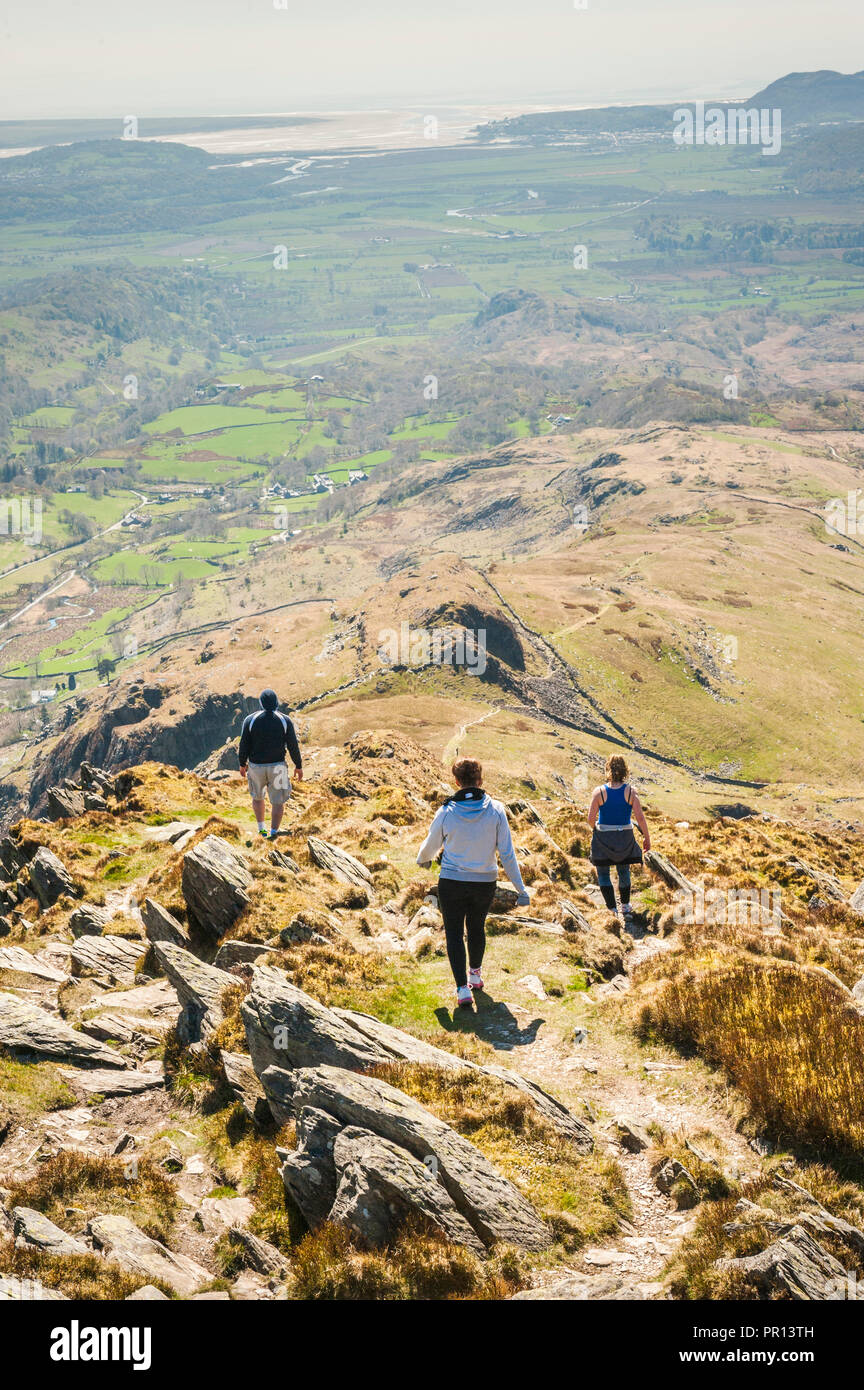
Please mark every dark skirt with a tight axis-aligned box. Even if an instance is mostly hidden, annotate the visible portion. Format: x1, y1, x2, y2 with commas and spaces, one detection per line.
589, 826, 643, 867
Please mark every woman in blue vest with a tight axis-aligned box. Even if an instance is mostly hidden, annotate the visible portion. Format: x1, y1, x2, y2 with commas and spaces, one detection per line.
587, 755, 651, 922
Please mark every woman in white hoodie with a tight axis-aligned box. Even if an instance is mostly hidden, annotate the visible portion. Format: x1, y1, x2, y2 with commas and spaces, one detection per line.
417, 757, 530, 1009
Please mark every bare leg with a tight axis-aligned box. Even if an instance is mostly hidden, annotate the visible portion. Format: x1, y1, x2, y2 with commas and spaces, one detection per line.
270, 802, 286, 834
251, 798, 266, 827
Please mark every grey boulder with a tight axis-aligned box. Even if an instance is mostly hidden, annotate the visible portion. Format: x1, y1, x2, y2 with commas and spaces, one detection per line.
140, 898, 190, 948
181, 835, 251, 937
0, 991, 127, 1069
29, 848, 78, 909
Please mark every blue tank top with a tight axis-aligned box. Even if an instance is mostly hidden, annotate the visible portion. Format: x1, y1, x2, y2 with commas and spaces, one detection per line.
597, 783, 632, 827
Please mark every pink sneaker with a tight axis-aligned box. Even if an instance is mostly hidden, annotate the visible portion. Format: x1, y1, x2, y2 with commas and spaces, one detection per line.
468, 967, 484, 991
456, 985, 474, 1009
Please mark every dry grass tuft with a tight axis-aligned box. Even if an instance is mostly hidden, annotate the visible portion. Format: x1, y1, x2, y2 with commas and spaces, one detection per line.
0, 1239, 175, 1301
637, 952, 864, 1157
7, 1150, 179, 1245
288, 1220, 524, 1300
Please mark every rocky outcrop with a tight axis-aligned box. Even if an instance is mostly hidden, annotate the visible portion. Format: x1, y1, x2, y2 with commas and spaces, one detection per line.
68, 904, 112, 939
181, 836, 251, 937
278, 1065, 552, 1252
70, 934, 145, 986
29, 848, 78, 908
140, 898, 190, 948
60, 1066, 165, 1098
225, 1226, 288, 1278
28, 683, 253, 814
643, 850, 696, 894
46, 786, 86, 820
717, 1223, 850, 1300
87, 1214, 211, 1296
279, 1104, 342, 1224
220, 1051, 271, 1126
151, 940, 234, 1043
242, 966, 391, 1076
329, 1126, 486, 1254
0, 992, 127, 1068
0, 946, 67, 982
307, 836, 373, 891
13, 1208, 89, 1256
245, 968, 591, 1148
213, 940, 271, 969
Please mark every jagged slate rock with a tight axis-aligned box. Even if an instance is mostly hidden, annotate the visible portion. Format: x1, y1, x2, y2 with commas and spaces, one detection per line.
779, 1210, 864, 1261
83, 791, 109, 813
261, 1066, 297, 1129
849, 882, 864, 918
60, 1067, 165, 1098
220, 1050, 272, 1126
0, 945, 67, 982
242, 965, 391, 1077
70, 934, 145, 986
611, 1117, 650, 1152
290, 1065, 552, 1251
333, 1008, 471, 1072
279, 916, 341, 946
29, 847, 78, 909
307, 836, 373, 890
80, 762, 114, 794
655, 1157, 699, 1202
643, 851, 696, 894
785, 857, 846, 902
140, 898, 190, 948
181, 835, 252, 937
481, 1067, 594, 1152
87, 1214, 211, 1296
79, 1013, 157, 1049
0, 837, 27, 880
46, 786, 86, 820
718, 1224, 849, 1300
226, 1226, 288, 1277
125, 1285, 169, 1301
68, 904, 112, 939
0, 991, 127, 1069
852, 977, 864, 1004
213, 940, 271, 969
506, 799, 546, 828
279, 1104, 342, 1228
330, 1125, 486, 1254
0, 1275, 69, 1301
151, 940, 234, 1044
13, 1207, 89, 1256
83, 980, 180, 1037
269, 848, 299, 874
559, 899, 593, 932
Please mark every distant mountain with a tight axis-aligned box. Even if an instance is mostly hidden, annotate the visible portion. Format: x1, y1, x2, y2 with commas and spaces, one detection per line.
748, 69, 864, 122
476, 70, 864, 144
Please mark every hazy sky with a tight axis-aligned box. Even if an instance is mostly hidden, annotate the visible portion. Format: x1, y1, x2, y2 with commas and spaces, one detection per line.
3, 0, 863, 118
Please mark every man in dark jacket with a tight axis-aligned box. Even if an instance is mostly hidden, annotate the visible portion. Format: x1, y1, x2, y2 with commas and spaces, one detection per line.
238, 689, 303, 837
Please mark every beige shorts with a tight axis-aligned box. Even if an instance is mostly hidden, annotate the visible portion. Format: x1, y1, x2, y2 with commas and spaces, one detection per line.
246, 761, 292, 805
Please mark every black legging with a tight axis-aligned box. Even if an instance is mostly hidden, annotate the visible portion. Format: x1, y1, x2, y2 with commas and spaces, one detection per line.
437, 878, 497, 988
